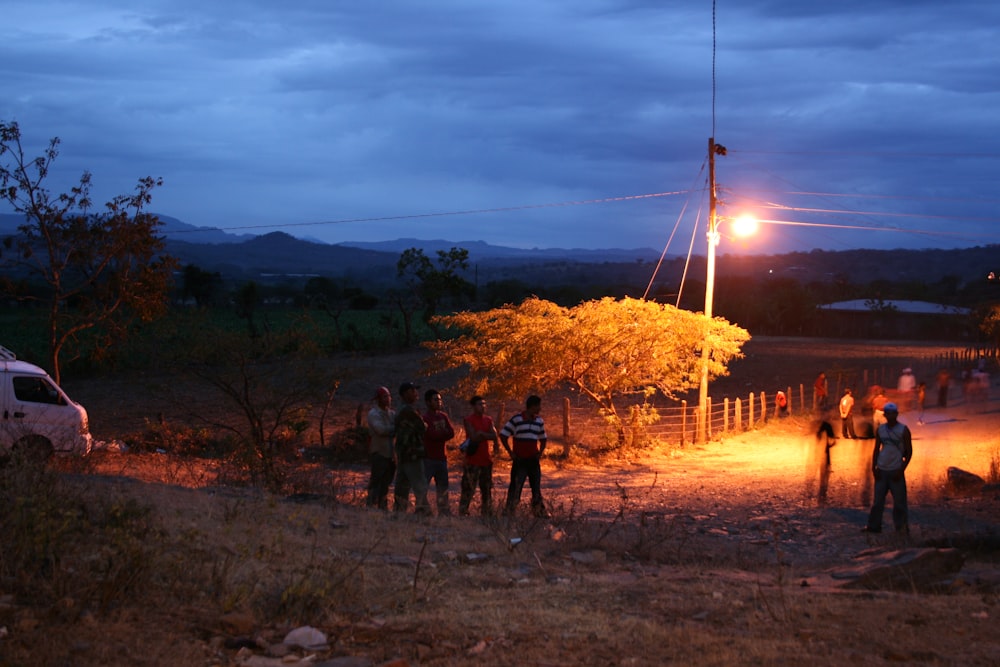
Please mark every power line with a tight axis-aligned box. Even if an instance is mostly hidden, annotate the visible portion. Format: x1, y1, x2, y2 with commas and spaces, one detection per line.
730, 149, 1000, 159
748, 190, 1000, 207
167, 190, 693, 235
754, 218, 990, 241
756, 204, 1000, 224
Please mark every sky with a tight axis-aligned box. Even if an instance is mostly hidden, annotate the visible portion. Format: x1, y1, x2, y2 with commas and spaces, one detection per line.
3, 1, 999, 254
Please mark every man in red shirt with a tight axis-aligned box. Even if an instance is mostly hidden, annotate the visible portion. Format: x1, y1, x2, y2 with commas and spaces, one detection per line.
814, 372, 829, 410
459, 395, 500, 516
422, 389, 455, 516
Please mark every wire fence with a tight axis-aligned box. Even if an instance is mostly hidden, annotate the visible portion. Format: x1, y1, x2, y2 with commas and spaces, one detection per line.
554, 345, 997, 449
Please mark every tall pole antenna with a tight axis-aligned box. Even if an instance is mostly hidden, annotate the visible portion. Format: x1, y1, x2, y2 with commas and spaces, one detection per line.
699, 2, 724, 443
712, 0, 717, 137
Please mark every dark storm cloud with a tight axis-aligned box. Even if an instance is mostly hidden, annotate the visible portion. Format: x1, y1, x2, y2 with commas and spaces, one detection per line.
2, 1, 998, 252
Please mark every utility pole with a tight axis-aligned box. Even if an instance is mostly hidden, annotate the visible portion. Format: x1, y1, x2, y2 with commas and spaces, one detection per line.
697, 137, 725, 443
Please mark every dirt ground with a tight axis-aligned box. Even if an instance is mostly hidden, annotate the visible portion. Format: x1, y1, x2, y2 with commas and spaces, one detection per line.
6, 337, 1000, 666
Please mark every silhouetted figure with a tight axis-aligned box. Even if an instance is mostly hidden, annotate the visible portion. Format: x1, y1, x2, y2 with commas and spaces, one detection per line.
936, 369, 950, 408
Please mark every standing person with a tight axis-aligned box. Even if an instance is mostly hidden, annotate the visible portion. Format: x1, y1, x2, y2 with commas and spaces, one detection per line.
775, 390, 789, 418
871, 386, 888, 435
815, 409, 836, 468
814, 372, 829, 410
422, 389, 455, 516
393, 382, 431, 515
863, 402, 913, 535
459, 395, 500, 516
500, 395, 549, 518
809, 409, 835, 504
916, 382, 927, 425
365, 387, 396, 510
897, 368, 916, 410
839, 388, 857, 439
935, 368, 950, 407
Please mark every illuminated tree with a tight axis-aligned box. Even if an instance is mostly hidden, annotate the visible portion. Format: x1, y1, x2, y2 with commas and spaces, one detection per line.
0, 121, 176, 381
425, 296, 750, 446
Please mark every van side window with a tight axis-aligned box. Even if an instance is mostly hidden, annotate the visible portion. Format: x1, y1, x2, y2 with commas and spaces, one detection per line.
12, 376, 65, 405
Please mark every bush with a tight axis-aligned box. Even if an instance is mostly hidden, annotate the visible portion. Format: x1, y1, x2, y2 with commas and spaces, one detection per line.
0, 456, 158, 612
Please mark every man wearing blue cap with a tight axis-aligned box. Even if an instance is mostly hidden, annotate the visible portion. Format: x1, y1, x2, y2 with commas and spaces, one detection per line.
863, 402, 913, 534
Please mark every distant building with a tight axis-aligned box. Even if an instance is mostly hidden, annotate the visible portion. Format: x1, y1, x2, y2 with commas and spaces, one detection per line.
816, 299, 973, 340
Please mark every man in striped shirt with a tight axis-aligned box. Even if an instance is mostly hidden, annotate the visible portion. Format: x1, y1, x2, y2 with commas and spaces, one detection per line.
500, 395, 548, 517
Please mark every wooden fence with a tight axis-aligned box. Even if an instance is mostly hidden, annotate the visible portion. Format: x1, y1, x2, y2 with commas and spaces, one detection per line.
552, 345, 997, 449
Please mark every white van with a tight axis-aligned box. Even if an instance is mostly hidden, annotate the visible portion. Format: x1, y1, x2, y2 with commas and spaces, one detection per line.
0, 345, 92, 459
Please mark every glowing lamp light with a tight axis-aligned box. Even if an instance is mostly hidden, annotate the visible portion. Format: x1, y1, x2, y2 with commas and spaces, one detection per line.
730, 214, 759, 237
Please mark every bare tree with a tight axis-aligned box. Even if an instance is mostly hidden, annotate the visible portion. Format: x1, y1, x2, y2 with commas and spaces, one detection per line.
0, 121, 176, 381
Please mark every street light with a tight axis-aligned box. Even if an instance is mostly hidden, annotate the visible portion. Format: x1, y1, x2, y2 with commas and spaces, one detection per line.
696, 138, 756, 443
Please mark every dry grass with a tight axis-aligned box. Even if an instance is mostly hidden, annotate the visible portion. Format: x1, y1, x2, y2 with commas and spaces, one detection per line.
9, 466, 998, 667
3, 337, 1000, 666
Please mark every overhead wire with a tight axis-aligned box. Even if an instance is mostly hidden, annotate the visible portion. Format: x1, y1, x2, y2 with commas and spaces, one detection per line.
642, 159, 708, 301
676, 198, 705, 309
166, 191, 693, 235
721, 150, 1000, 248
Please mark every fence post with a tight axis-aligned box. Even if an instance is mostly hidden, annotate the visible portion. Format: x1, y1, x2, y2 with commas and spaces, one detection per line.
680, 399, 687, 447
735, 397, 742, 432
760, 392, 767, 423
723, 397, 730, 432
799, 383, 805, 413
748, 392, 755, 428
706, 397, 713, 440
630, 404, 640, 449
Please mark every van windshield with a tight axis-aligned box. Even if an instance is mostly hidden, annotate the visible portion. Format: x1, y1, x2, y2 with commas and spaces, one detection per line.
12, 376, 67, 406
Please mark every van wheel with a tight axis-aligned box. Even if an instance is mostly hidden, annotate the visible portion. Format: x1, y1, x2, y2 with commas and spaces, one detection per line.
12, 435, 54, 464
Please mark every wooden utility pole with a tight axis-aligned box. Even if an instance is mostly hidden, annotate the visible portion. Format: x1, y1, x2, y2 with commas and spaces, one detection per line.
698, 137, 725, 443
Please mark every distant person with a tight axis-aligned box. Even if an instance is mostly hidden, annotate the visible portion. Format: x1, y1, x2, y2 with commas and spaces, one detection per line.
935, 368, 950, 408
897, 368, 916, 410
871, 386, 889, 434
775, 390, 789, 418
916, 381, 926, 425
973, 369, 991, 405
815, 409, 836, 468
393, 382, 431, 515
500, 395, 549, 518
863, 402, 912, 535
814, 372, 829, 410
422, 389, 456, 516
459, 395, 501, 516
365, 387, 396, 510
809, 409, 836, 504
839, 388, 857, 439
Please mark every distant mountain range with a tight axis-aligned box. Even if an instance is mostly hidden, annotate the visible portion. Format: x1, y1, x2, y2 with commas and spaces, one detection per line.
0, 213, 661, 263
2, 213, 998, 290
0, 213, 666, 288
339, 237, 662, 262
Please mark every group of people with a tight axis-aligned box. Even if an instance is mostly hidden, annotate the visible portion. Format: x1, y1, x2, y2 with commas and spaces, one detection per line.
812, 372, 914, 536
365, 383, 550, 518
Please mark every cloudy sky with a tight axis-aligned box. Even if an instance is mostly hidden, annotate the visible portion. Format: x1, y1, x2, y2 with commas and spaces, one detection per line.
3, 1, 999, 254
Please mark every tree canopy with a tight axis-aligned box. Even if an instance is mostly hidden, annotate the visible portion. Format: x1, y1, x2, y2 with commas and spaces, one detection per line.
425, 296, 750, 440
